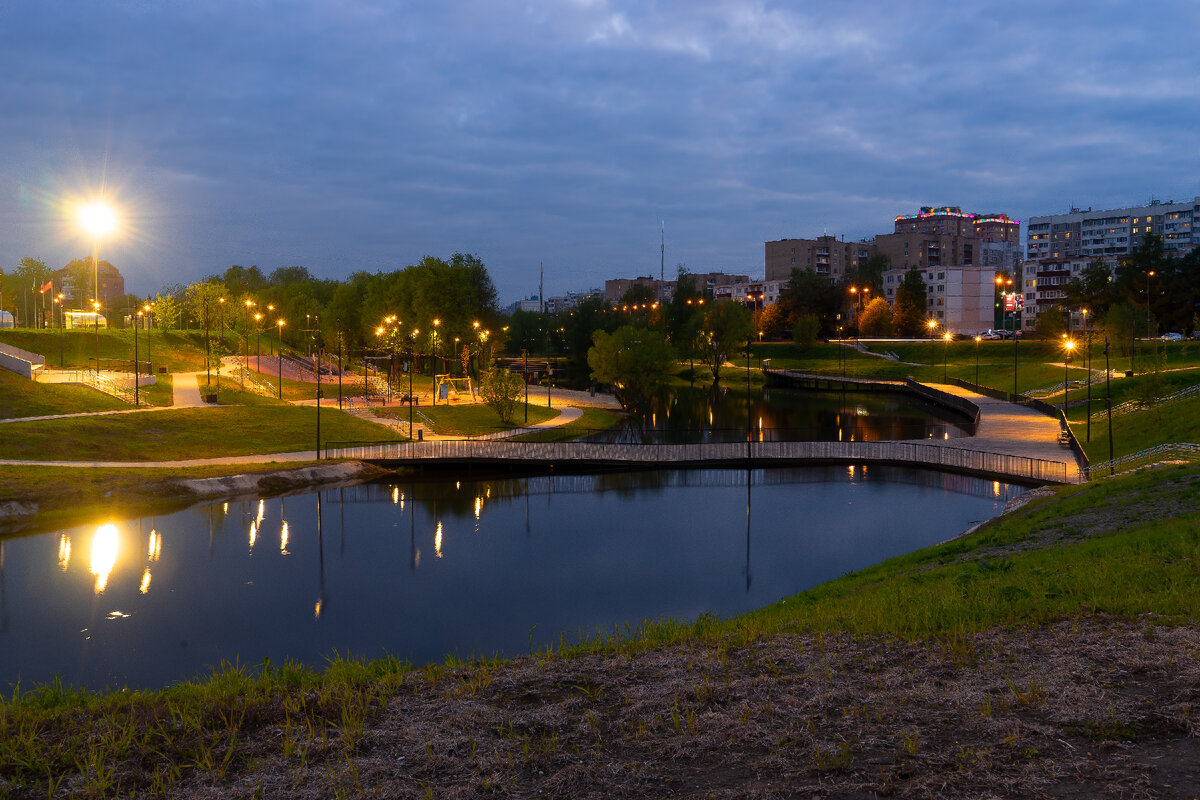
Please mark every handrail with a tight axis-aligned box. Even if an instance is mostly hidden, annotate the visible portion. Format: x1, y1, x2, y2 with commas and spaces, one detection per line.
1088, 381, 1200, 423
1086, 443, 1200, 479
323, 438, 1071, 484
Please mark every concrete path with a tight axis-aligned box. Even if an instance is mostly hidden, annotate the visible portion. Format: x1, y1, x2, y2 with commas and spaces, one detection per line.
172, 372, 206, 408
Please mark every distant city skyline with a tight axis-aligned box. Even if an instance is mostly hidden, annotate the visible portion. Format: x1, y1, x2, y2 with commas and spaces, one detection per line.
1, 1, 1196, 304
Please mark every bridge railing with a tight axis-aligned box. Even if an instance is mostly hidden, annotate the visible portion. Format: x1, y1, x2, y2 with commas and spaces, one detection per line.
324, 439, 1071, 484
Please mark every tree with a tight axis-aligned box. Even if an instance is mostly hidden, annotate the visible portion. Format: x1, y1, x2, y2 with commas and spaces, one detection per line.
844, 253, 889, 295
14, 257, 51, 327
858, 296, 894, 337
891, 268, 928, 336
776, 268, 841, 333
697, 301, 753, 381
587, 326, 674, 412
756, 303, 787, 339
154, 291, 182, 330
791, 314, 820, 351
1033, 309, 1067, 340
478, 367, 524, 424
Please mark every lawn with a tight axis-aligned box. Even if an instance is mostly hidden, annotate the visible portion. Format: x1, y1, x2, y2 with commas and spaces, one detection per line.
0, 368, 127, 418
0, 402, 405, 461
509, 406, 625, 441
1069, 392, 1200, 463
377, 401, 558, 435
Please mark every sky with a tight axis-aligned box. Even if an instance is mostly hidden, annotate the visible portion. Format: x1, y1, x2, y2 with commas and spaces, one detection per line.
1, 0, 1197, 304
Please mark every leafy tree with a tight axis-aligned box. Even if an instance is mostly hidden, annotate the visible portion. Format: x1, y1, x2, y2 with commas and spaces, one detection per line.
891, 268, 928, 336
776, 268, 841, 333
698, 301, 753, 381
844, 253, 889, 294
858, 296, 894, 337
1033, 309, 1067, 340
153, 291, 182, 330
791, 314, 820, 351
756, 303, 787, 339
620, 283, 657, 306
587, 326, 674, 412
479, 367, 524, 424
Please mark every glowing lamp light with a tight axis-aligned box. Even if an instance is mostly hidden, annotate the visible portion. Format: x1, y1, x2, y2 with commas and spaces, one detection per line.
90, 523, 120, 594
78, 202, 116, 238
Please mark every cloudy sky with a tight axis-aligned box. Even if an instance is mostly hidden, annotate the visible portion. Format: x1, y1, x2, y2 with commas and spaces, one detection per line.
1, 0, 1197, 303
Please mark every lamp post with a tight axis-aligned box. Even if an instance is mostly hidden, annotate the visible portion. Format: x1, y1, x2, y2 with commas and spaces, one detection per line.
78, 202, 115, 376
974, 335, 981, 385
1082, 309, 1092, 443
337, 318, 343, 410
134, 310, 141, 407
943, 332, 952, 382
143, 302, 153, 377
276, 319, 286, 399
55, 294, 64, 367
254, 313, 263, 372
926, 319, 937, 373
1062, 339, 1075, 415
408, 330, 417, 436
1104, 338, 1114, 473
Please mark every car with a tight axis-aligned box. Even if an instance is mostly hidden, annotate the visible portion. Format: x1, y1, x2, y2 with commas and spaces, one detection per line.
1161, 332, 1184, 341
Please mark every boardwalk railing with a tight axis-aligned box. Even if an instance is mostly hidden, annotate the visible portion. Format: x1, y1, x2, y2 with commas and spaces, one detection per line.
1084, 443, 1200, 480
1088, 381, 1200, 423
325, 439, 1070, 484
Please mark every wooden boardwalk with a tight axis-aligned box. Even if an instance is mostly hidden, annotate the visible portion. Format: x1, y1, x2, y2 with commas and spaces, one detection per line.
327, 381, 1083, 485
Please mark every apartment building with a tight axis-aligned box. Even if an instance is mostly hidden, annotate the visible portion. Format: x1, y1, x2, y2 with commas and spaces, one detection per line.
1026, 198, 1200, 261
714, 279, 788, 308
881, 265, 995, 335
1022, 197, 1199, 329
764, 235, 875, 282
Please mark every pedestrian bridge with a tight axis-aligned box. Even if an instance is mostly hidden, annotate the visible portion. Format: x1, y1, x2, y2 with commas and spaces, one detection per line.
324, 438, 1072, 485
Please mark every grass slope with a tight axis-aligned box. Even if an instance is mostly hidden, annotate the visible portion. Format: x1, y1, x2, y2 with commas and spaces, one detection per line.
0, 369, 126, 418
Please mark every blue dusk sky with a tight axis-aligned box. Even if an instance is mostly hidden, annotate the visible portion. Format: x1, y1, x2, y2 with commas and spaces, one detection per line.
1, 0, 1197, 303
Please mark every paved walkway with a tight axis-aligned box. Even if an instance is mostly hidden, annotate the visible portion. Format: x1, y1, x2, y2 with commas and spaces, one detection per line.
172, 372, 206, 407
924, 382, 1081, 482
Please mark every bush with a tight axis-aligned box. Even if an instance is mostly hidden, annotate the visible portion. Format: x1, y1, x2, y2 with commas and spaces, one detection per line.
478, 367, 524, 424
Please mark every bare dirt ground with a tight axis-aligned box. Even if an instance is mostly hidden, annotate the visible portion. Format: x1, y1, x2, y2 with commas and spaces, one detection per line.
155, 616, 1200, 800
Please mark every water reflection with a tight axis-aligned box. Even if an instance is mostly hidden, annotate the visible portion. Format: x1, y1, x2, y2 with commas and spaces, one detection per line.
90, 524, 119, 594
1, 467, 1022, 690
594, 384, 972, 444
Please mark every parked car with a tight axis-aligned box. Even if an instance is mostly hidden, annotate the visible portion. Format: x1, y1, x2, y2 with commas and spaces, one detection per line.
1161, 332, 1184, 341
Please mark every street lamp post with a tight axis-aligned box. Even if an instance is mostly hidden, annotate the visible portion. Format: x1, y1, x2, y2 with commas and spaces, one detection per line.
1082, 309, 1092, 443
1104, 338, 1114, 473
276, 320, 286, 399
943, 332, 952, 382
1062, 339, 1075, 415
408, 331, 417, 437
974, 336, 981, 385
134, 310, 141, 407
78, 202, 115, 376
143, 302, 152, 378
55, 294, 64, 367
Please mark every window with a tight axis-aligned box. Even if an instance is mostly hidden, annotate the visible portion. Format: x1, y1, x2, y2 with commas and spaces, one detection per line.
937, 272, 945, 279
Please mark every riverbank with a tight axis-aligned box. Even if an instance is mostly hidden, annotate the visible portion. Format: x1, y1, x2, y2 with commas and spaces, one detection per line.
0, 461, 389, 535
3, 463, 1199, 798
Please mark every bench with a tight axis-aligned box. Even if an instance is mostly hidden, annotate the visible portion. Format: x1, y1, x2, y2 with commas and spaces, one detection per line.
1057, 431, 1072, 447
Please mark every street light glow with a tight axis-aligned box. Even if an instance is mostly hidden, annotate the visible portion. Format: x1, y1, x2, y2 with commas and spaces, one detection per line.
78, 202, 116, 237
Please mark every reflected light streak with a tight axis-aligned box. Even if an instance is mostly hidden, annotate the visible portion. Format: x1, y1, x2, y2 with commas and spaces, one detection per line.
58, 534, 71, 572
256, 500, 265, 525
434, 521, 443, 559
392, 487, 399, 504
249, 521, 257, 549
280, 521, 290, 555
139, 568, 152, 595
223, 502, 228, 515
993, 481, 1001, 498
455, 481, 460, 490
147, 530, 161, 562
314, 599, 323, 620
474, 496, 483, 520
848, 465, 856, 479
90, 524, 119, 594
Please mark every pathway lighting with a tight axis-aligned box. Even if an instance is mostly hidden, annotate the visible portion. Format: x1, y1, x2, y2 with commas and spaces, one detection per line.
1062, 339, 1076, 415
974, 335, 981, 385
277, 319, 286, 399
943, 332, 952, 382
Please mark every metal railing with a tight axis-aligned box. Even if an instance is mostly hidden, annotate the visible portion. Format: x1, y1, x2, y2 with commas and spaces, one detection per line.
1085, 443, 1200, 480
323, 438, 1071, 484
1088, 381, 1200, 423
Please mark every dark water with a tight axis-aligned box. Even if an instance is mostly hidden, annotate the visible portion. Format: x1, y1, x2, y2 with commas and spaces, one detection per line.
0, 467, 1021, 690
593, 384, 972, 443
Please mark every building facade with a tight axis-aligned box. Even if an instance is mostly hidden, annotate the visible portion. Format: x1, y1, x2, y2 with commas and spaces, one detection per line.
1026, 198, 1200, 262
764, 236, 875, 282
51, 258, 124, 310
882, 265, 995, 335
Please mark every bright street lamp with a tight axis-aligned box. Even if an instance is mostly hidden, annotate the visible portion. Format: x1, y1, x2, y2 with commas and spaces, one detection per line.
276, 319, 286, 399
1062, 339, 1076, 414
78, 201, 117, 374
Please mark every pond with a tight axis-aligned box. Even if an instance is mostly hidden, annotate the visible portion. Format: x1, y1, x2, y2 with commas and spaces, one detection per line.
590, 383, 972, 443
0, 467, 1022, 690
